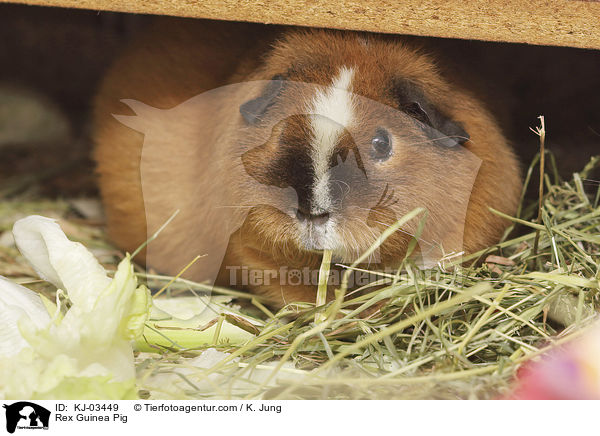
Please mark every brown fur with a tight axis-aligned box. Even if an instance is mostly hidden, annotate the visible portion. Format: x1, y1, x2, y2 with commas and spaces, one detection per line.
94, 18, 522, 308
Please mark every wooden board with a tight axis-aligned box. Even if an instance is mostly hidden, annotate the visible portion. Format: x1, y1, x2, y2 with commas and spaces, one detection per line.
2, 0, 600, 50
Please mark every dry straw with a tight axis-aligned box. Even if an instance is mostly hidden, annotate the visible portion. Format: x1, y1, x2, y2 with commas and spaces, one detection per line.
1, 134, 598, 400
131, 148, 600, 399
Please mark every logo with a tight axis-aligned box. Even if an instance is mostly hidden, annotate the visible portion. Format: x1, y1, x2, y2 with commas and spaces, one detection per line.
3, 402, 50, 433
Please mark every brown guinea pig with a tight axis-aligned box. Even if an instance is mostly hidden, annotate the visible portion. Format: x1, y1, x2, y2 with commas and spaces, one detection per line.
93, 18, 522, 308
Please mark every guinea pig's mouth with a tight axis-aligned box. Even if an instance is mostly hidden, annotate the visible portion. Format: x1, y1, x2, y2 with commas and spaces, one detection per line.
296, 218, 342, 252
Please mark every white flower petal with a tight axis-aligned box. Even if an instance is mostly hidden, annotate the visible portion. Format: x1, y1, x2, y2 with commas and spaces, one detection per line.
0, 215, 152, 399
13, 215, 111, 311
0, 276, 50, 356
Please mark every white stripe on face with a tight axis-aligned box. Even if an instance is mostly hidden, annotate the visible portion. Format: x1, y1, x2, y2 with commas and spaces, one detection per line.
307, 66, 355, 213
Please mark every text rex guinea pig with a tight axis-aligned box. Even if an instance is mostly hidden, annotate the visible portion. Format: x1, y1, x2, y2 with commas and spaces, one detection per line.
93, 19, 522, 307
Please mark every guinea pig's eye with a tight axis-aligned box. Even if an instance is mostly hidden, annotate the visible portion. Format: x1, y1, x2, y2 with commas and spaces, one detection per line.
370, 128, 392, 161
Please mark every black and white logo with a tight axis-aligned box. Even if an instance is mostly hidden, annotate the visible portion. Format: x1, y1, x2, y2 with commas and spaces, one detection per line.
3, 402, 50, 433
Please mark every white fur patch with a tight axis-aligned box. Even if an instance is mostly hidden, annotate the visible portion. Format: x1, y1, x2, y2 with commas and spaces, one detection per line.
307, 66, 355, 213
297, 217, 339, 251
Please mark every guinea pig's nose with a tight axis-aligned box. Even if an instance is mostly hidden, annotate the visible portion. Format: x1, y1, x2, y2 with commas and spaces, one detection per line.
296, 207, 330, 226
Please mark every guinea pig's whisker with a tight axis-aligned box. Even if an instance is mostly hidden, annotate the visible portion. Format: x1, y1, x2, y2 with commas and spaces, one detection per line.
405, 134, 474, 148
366, 218, 438, 248
358, 225, 382, 264
332, 179, 351, 196
339, 226, 373, 264
348, 230, 363, 261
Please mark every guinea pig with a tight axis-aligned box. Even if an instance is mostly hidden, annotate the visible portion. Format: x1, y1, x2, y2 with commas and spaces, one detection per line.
93, 18, 522, 308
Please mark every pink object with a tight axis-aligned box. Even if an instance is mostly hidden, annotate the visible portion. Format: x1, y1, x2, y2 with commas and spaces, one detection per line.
508, 324, 600, 400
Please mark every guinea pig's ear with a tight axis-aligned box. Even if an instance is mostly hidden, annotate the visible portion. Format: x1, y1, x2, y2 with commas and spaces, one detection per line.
240, 74, 286, 125
393, 80, 469, 147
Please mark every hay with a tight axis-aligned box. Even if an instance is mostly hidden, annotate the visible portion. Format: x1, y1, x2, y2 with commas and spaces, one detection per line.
1, 148, 598, 399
